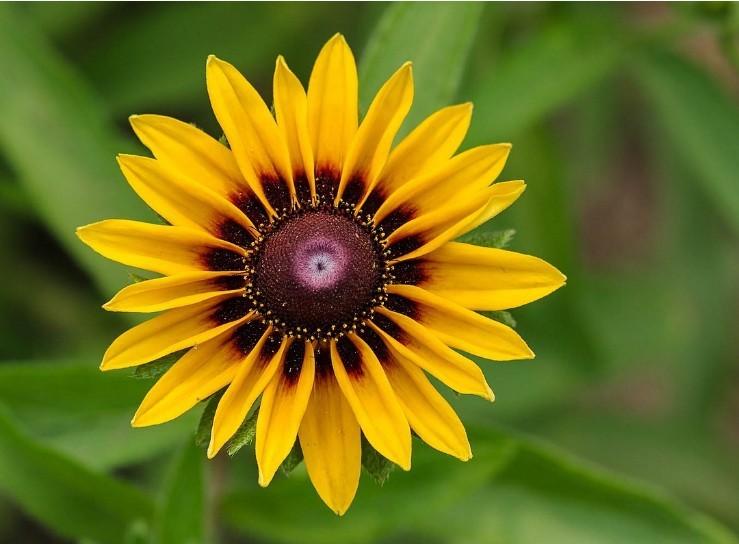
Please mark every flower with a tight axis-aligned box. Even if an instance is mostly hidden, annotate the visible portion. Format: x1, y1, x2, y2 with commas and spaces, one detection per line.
77, 33, 565, 514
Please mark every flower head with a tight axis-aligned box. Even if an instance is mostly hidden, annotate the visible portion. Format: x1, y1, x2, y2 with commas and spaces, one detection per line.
77, 34, 565, 514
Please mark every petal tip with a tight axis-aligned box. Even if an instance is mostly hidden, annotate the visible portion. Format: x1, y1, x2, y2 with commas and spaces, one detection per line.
206, 444, 218, 459
257, 472, 269, 488
130, 414, 145, 427
486, 384, 495, 402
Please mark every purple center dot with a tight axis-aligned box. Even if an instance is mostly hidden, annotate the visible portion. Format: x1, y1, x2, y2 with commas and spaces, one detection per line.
294, 237, 347, 290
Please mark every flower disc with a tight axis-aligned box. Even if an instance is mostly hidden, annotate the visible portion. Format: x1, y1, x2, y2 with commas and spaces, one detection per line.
251, 209, 384, 337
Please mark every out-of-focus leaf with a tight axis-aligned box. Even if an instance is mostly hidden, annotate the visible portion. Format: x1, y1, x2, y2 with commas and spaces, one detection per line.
419, 428, 737, 544
531, 413, 739, 533
359, 2, 483, 135
0, 362, 191, 470
81, 3, 367, 117
223, 434, 515, 544
467, 17, 624, 144
223, 427, 734, 543
154, 442, 205, 544
22, 3, 115, 43
0, 177, 33, 219
633, 48, 739, 235
126, 520, 151, 544
0, 5, 152, 297
0, 406, 153, 544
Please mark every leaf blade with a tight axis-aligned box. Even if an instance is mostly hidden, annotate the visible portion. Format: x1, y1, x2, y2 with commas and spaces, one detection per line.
633, 47, 739, 235
0, 405, 153, 544
154, 441, 205, 544
359, 2, 484, 136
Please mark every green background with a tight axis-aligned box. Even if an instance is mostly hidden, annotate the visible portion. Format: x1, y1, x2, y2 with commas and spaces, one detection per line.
0, 2, 738, 543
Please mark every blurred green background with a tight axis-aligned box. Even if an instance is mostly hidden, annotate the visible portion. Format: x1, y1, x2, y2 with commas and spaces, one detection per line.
0, 2, 737, 543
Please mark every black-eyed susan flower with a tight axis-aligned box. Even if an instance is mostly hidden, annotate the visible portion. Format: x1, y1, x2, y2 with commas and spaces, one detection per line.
77, 34, 565, 514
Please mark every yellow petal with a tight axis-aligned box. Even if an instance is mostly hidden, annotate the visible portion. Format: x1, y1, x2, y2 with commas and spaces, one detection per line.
77, 220, 247, 276
374, 143, 511, 225
370, 311, 493, 400
336, 62, 413, 205
101, 295, 253, 370
256, 341, 315, 487
386, 189, 488, 259
359, 103, 472, 213
207, 55, 294, 213
307, 34, 358, 195
415, 242, 566, 310
463, 179, 527, 233
379, 339, 471, 460
387, 284, 534, 361
389, 181, 527, 262
117, 154, 256, 245
104, 271, 246, 313
331, 337, 411, 470
131, 325, 252, 427
128, 114, 245, 197
299, 346, 360, 516
208, 330, 287, 458
274, 56, 315, 201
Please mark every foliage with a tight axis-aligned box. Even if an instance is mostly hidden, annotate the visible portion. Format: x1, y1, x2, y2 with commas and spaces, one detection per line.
0, 2, 737, 543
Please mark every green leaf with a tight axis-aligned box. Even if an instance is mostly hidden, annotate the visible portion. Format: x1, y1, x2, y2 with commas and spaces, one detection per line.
359, 2, 484, 136
128, 272, 149, 284
125, 520, 151, 544
24, 2, 115, 43
0, 361, 191, 470
223, 437, 513, 543
458, 228, 516, 249
467, 16, 624, 143
481, 310, 517, 329
195, 391, 223, 448
421, 428, 738, 544
0, 405, 153, 544
360, 437, 396, 486
530, 412, 739, 532
0, 5, 152, 298
280, 441, 304, 477
154, 441, 205, 544
132, 350, 186, 380
81, 4, 367, 116
222, 427, 736, 544
633, 48, 739, 235
227, 408, 259, 457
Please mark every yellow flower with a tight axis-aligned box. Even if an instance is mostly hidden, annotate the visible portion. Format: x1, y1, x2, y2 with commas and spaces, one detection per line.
77, 34, 565, 515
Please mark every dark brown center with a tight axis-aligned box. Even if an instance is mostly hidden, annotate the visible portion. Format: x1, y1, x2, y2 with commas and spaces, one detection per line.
250, 208, 386, 338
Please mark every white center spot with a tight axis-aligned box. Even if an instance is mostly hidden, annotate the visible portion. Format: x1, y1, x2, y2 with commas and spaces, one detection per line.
294, 237, 347, 290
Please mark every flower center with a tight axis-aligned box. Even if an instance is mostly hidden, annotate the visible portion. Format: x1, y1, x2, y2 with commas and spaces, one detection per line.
249, 206, 388, 340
